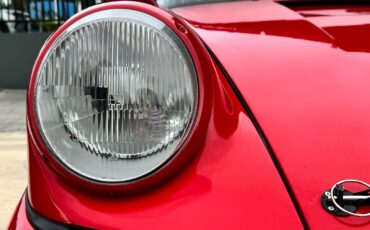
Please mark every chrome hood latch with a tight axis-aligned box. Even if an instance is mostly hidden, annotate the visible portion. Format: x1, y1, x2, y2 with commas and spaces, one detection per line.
321, 179, 370, 217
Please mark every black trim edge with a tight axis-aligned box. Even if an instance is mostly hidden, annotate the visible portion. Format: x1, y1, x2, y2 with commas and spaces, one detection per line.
207, 48, 309, 229
25, 192, 94, 230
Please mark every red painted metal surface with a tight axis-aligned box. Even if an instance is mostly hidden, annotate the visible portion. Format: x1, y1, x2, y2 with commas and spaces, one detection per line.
25, 50, 302, 229
173, 0, 370, 228
20, 1, 303, 229
7, 194, 33, 230
288, 4, 370, 53
12, 0, 370, 228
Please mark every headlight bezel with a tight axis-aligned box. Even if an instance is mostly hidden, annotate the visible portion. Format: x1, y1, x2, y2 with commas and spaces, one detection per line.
27, 1, 213, 194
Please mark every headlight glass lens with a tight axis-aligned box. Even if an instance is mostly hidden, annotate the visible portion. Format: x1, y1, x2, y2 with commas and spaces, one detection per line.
34, 9, 198, 183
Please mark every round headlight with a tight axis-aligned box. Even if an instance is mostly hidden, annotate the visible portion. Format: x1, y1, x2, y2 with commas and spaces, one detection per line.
34, 9, 198, 183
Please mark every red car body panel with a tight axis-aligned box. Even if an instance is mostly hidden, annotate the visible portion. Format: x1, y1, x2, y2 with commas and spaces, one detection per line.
9, 2, 303, 229
12, 51, 303, 230
7, 195, 33, 230
173, 0, 370, 229
8, 0, 370, 229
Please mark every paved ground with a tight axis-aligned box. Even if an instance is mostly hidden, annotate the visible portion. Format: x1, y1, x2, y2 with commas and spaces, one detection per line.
0, 89, 27, 230
0, 89, 26, 132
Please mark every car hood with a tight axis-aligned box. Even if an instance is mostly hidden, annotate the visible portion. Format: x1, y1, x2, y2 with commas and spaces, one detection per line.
173, 1, 370, 228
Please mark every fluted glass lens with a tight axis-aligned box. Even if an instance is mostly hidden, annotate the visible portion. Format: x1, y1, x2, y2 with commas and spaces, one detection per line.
34, 9, 198, 182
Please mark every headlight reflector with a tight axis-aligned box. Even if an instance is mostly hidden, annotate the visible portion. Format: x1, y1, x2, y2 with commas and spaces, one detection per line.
34, 9, 198, 183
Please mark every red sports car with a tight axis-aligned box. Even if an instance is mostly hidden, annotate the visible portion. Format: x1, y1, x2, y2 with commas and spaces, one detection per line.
7, 0, 370, 229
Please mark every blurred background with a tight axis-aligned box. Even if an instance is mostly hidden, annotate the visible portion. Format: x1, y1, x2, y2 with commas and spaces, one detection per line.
0, 0, 98, 228
0, 0, 102, 88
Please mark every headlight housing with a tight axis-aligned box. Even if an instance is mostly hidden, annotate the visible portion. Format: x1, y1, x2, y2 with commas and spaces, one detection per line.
30, 3, 208, 186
